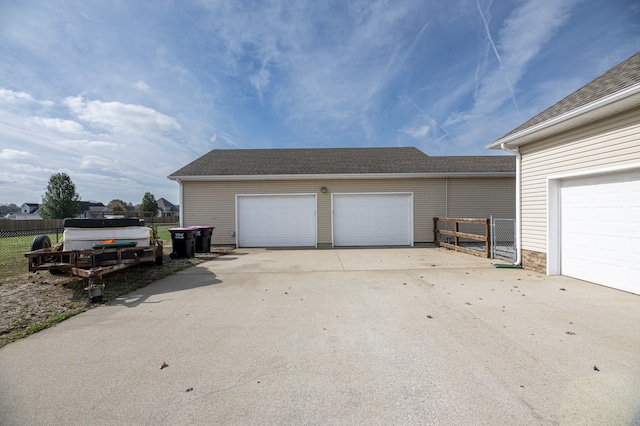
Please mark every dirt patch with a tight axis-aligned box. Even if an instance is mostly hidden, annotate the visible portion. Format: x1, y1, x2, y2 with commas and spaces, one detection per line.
0, 249, 224, 348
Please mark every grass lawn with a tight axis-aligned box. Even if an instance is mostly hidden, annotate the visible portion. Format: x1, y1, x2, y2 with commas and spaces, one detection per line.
0, 233, 63, 279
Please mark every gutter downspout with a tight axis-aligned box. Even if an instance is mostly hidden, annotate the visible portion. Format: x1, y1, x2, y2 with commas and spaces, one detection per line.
445, 177, 449, 218
500, 143, 522, 266
177, 178, 184, 228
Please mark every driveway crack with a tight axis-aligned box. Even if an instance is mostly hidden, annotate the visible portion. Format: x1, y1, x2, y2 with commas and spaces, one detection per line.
334, 250, 346, 271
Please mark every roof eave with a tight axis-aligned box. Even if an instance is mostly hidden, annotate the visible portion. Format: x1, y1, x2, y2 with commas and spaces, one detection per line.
168, 172, 515, 182
486, 83, 640, 150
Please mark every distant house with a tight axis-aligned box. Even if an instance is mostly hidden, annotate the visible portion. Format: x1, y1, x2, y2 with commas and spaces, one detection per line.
80, 202, 111, 219
9, 201, 112, 220
157, 198, 179, 217
9, 203, 43, 220
487, 52, 640, 295
21, 203, 40, 214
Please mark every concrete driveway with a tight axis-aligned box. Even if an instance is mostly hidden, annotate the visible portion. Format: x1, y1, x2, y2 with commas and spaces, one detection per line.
1, 248, 639, 425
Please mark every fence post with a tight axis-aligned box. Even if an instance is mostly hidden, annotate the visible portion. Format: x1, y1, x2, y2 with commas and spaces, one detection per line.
454, 221, 459, 247
433, 217, 438, 246
485, 218, 491, 258
489, 215, 494, 258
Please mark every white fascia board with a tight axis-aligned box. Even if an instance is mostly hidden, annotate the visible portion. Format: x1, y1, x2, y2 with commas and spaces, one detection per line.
168, 172, 515, 182
485, 83, 640, 150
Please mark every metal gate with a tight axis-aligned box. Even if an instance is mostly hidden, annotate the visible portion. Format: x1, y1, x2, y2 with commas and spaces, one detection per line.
490, 217, 516, 261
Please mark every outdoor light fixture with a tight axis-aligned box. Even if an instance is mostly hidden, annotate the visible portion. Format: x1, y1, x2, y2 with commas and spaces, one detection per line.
320, 186, 328, 193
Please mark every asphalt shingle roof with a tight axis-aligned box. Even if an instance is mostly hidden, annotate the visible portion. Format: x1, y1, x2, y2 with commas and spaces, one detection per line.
502, 51, 640, 138
169, 147, 514, 177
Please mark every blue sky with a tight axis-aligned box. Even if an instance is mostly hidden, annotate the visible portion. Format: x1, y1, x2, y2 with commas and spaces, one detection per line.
1, 0, 639, 206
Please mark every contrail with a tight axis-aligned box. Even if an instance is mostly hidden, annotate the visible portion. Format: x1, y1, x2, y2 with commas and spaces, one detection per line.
365, 18, 433, 113
402, 95, 449, 138
476, 0, 520, 116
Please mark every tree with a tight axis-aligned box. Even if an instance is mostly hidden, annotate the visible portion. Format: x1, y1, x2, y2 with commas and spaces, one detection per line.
108, 200, 125, 212
0, 203, 20, 216
39, 173, 81, 219
108, 199, 135, 211
139, 192, 158, 217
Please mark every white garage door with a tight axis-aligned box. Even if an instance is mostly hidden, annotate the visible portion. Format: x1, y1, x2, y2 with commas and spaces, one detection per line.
237, 195, 316, 247
333, 193, 413, 246
560, 170, 640, 294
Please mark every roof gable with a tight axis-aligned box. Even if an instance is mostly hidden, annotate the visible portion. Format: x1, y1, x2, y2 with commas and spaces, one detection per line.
168, 147, 514, 178
157, 198, 178, 211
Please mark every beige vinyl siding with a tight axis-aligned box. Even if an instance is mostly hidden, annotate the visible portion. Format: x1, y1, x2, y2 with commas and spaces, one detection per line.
520, 106, 640, 253
182, 178, 446, 245
447, 178, 515, 218
181, 176, 515, 246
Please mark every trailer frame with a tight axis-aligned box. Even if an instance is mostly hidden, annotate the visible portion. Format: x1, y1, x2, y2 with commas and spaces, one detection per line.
25, 240, 164, 303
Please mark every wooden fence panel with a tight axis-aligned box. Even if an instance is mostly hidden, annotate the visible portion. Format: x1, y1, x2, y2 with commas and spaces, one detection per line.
0, 219, 63, 231
433, 217, 490, 258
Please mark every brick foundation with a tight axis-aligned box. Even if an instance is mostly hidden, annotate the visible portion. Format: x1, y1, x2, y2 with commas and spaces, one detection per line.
522, 249, 546, 273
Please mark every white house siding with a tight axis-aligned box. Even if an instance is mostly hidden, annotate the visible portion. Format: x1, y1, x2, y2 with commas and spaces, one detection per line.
180, 176, 515, 246
520, 106, 640, 254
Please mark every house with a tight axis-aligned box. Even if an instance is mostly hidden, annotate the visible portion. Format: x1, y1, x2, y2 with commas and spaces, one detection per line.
157, 198, 179, 217
21, 203, 40, 214
168, 147, 515, 248
79, 202, 111, 219
11, 203, 43, 220
487, 52, 640, 295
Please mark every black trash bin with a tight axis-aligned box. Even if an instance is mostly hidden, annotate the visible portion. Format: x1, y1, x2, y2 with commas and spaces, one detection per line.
169, 227, 196, 259
193, 226, 215, 253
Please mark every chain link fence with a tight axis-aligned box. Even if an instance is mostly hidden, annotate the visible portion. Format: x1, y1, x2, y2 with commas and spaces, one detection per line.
491, 217, 516, 261
0, 228, 64, 279
0, 224, 179, 280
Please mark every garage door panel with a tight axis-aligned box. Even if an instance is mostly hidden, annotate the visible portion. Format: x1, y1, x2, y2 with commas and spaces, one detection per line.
333, 193, 412, 246
238, 195, 316, 247
560, 170, 640, 294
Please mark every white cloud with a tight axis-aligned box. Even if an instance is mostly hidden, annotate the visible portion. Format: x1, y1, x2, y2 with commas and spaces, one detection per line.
0, 149, 35, 160
134, 81, 151, 91
86, 140, 120, 149
79, 154, 116, 170
403, 125, 431, 139
32, 117, 85, 134
249, 67, 271, 101
64, 95, 181, 133
0, 88, 54, 106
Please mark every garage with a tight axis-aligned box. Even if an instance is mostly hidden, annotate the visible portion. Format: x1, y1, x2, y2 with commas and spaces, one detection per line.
560, 170, 640, 294
332, 193, 413, 246
237, 194, 317, 247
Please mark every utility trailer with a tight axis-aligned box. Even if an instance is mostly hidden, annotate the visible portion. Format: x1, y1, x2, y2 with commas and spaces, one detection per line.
24, 218, 164, 303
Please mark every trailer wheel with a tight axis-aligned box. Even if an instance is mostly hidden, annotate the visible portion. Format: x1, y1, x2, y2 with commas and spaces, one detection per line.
30, 235, 52, 272
155, 254, 164, 266
31, 235, 66, 274
31, 235, 51, 251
